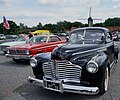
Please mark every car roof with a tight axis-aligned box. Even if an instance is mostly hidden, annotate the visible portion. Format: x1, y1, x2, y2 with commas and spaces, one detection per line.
36, 34, 58, 37
71, 27, 109, 33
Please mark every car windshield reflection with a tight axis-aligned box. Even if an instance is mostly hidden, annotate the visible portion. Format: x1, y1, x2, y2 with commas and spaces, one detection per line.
14, 36, 25, 41
29, 36, 48, 43
69, 30, 104, 44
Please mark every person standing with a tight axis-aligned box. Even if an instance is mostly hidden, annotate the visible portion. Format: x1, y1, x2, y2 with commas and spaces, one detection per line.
28, 32, 33, 39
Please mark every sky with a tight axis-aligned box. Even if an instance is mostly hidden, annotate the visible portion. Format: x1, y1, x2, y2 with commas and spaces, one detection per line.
0, 0, 120, 27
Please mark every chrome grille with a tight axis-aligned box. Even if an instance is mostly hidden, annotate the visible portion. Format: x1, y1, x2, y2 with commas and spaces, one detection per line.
0, 46, 9, 51
9, 49, 26, 55
42, 60, 82, 81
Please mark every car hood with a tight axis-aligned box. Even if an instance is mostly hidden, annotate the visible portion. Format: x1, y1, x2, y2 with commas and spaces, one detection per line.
0, 41, 26, 46
51, 43, 106, 65
8, 42, 46, 49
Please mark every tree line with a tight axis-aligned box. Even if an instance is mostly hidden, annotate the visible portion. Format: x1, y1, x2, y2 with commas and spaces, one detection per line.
0, 17, 120, 35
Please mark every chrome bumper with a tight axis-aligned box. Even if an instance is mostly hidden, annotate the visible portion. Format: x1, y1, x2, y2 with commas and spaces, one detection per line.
28, 76, 99, 95
5, 54, 32, 59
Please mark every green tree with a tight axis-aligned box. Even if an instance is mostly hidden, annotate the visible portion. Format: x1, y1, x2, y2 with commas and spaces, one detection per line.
0, 21, 19, 35
36, 22, 42, 30
104, 17, 120, 26
72, 21, 82, 28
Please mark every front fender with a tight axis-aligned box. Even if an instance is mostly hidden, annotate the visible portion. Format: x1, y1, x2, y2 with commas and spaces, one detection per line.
35, 52, 51, 63
81, 52, 109, 86
95, 52, 109, 68
31, 52, 51, 79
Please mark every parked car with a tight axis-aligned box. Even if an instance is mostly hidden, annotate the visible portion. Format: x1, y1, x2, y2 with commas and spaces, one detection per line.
112, 32, 120, 41
6, 35, 65, 63
0, 34, 6, 39
53, 33, 67, 41
112, 34, 118, 41
0, 34, 28, 54
117, 33, 120, 40
0, 34, 6, 44
28, 27, 119, 95
5, 34, 18, 42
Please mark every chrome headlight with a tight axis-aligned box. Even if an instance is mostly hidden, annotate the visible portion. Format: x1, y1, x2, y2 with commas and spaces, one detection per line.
86, 61, 99, 74
26, 50, 30, 55
7, 49, 10, 54
30, 58, 38, 68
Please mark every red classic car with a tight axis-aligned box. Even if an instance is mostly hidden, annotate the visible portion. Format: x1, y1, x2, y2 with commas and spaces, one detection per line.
6, 35, 65, 62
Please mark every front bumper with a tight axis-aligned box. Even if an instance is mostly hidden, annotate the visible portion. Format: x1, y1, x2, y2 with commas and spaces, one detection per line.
5, 54, 32, 60
28, 76, 99, 95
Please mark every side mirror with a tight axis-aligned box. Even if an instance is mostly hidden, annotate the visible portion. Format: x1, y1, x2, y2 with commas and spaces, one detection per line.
66, 36, 69, 42
101, 34, 106, 41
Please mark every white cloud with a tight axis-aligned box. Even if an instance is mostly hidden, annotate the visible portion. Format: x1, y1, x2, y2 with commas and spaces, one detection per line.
79, 0, 100, 6
37, 0, 100, 6
0, 6, 56, 27
0, 0, 119, 27
0, 0, 5, 4
0, 0, 26, 8
112, 0, 120, 2
113, 4, 120, 9
38, 0, 62, 5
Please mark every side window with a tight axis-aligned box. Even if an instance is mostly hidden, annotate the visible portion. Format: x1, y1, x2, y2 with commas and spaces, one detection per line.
106, 32, 112, 43
49, 36, 60, 42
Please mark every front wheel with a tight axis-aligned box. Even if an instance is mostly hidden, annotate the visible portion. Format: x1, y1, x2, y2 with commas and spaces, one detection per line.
32, 63, 44, 80
99, 67, 109, 94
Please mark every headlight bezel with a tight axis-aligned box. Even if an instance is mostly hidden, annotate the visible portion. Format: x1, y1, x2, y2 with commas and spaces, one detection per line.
30, 57, 38, 68
7, 49, 10, 54
25, 50, 30, 55
86, 60, 99, 74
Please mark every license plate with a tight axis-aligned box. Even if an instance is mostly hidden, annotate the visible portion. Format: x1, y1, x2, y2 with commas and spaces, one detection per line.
44, 80, 61, 91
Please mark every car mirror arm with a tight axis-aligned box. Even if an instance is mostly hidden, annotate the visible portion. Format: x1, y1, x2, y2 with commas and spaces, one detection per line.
66, 36, 69, 42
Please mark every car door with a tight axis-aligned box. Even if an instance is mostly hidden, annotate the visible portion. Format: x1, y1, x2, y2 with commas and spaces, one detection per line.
105, 32, 114, 66
45, 36, 63, 52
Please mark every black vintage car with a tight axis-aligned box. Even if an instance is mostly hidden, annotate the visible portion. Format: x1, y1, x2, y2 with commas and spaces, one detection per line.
28, 27, 119, 95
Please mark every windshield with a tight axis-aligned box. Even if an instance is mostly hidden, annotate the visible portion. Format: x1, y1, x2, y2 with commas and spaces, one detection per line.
69, 30, 84, 44
29, 36, 48, 43
69, 30, 104, 44
14, 35, 25, 41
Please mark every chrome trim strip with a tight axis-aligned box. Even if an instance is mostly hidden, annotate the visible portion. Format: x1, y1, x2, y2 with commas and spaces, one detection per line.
5, 54, 32, 59
72, 47, 106, 56
28, 76, 43, 86
28, 76, 99, 95
109, 59, 116, 76
105, 42, 113, 47
63, 84, 99, 95
32, 44, 57, 50
63, 79, 80, 83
